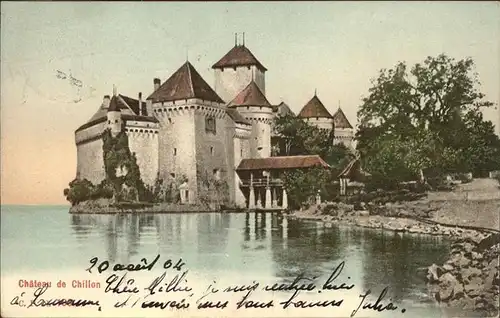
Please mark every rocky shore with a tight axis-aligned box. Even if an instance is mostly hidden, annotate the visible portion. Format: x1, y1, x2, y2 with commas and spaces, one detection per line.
288, 200, 500, 316
69, 198, 215, 214
427, 234, 499, 317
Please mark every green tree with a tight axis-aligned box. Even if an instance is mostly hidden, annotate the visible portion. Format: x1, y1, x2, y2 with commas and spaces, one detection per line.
273, 113, 352, 167
282, 167, 333, 209
357, 54, 500, 182
63, 178, 94, 206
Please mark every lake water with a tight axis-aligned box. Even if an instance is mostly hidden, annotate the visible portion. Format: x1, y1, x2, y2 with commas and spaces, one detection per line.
0, 205, 475, 317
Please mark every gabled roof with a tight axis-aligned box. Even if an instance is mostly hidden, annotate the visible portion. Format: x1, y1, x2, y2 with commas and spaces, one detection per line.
212, 45, 267, 72
236, 155, 330, 171
333, 108, 353, 129
226, 108, 251, 125
297, 95, 333, 119
76, 94, 156, 132
120, 94, 147, 116
338, 158, 371, 181
147, 61, 224, 103
228, 81, 271, 107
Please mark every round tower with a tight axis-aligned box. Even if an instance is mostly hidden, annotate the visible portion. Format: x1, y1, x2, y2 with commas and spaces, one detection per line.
228, 81, 274, 158
107, 90, 122, 137
297, 93, 334, 130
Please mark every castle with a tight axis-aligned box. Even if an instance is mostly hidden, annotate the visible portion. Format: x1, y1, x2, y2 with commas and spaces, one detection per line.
74, 38, 354, 207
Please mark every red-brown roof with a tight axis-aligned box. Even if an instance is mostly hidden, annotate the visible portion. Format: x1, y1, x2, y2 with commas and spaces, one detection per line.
333, 108, 353, 129
297, 95, 333, 118
237, 155, 330, 171
76, 94, 157, 132
212, 45, 267, 72
228, 81, 271, 107
147, 62, 224, 103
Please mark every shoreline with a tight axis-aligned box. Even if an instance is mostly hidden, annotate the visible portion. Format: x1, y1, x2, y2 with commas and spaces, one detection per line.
287, 208, 500, 317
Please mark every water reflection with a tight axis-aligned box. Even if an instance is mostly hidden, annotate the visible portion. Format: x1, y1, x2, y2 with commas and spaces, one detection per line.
70, 212, 450, 306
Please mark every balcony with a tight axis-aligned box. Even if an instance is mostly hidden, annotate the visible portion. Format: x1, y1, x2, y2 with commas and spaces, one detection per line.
239, 178, 284, 187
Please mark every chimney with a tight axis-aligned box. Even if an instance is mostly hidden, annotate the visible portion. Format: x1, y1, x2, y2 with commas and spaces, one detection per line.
138, 92, 143, 116
103, 95, 110, 108
153, 78, 161, 91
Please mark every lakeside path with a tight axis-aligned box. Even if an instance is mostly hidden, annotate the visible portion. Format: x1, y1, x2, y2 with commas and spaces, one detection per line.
428, 178, 500, 231
289, 178, 499, 236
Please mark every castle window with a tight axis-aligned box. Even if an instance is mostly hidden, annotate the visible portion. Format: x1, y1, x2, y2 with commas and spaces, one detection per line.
168, 118, 172, 124
173, 148, 177, 156
108, 120, 111, 124
213, 169, 220, 180
205, 116, 216, 134
210, 146, 214, 156
240, 148, 243, 157
115, 120, 118, 123
170, 173, 175, 178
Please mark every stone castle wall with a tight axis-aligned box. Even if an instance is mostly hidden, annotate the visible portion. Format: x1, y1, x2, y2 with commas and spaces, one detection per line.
214, 65, 265, 103
75, 121, 107, 185
156, 108, 198, 202
125, 121, 159, 186
334, 128, 354, 148
304, 117, 335, 130
234, 106, 273, 158
194, 106, 232, 201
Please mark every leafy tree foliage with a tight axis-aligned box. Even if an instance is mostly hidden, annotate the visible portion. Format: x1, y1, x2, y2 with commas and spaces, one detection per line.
102, 129, 151, 201
357, 54, 500, 184
273, 113, 353, 167
273, 114, 354, 208
282, 167, 336, 209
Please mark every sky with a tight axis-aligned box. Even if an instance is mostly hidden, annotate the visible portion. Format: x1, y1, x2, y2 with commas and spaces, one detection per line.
1, 2, 499, 205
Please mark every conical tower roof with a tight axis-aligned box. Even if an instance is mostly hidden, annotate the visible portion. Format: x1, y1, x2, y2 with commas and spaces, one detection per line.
147, 61, 223, 103
212, 45, 267, 72
297, 94, 333, 118
228, 81, 271, 107
108, 95, 121, 112
333, 108, 353, 129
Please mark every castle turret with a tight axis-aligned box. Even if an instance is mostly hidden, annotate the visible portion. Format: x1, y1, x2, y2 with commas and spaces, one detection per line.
212, 35, 267, 103
332, 107, 354, 148
228, 81, 273, 158
297, 93, 334, 130
107, 89, 122, 137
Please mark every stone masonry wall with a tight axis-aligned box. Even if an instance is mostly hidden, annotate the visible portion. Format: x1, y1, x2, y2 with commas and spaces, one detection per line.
125, 122, 159, 186
214, 65, 265, 103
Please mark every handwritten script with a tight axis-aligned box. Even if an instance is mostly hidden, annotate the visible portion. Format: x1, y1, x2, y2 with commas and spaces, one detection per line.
9, 256, 406, 316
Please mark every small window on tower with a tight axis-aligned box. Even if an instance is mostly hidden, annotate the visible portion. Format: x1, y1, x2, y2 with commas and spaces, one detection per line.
108, 120, 111, 124
210, 146, 214, 156
170, 173, 176, 178
205, 116, 216, 134
240, 148, 243, 157
173, 148, 177, 156
115, 120, 118, 123
213, 169, 220, 180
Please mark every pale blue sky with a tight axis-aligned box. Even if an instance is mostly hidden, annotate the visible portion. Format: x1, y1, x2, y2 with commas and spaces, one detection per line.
1, 2, 499, 204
